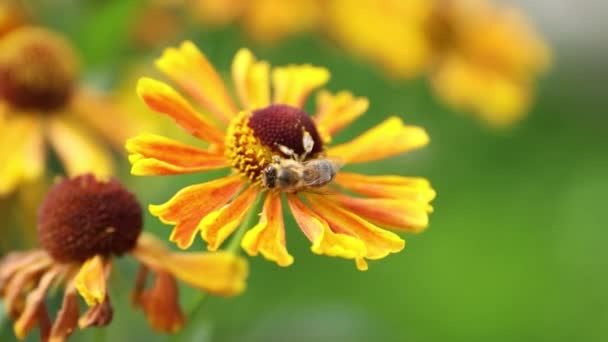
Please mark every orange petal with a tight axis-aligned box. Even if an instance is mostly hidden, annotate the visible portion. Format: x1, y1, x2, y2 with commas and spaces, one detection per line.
313, 90, 369, 141
287, 194, 367, 260
137, 77, 226, 145
46, 115, 113, 179
74, 256, 110, 306
14, 266, 61, 340
305, 193, 405, 268
49, 285, 79, 341
0, 115, 45, 196
149, 175, 244, 249
335, 172, 436, 201
241, 192, 294, 267
155, 41, 237, 124
272, 64, 330, 107
78, 295, 113, 328
132, 233, 248, 296
138, 271, 185, 333
327, 117, 429, 163
126, 133, 228, 176
328, 192, 433, 232
199, 186, 259, 251
232, 48, 271, 109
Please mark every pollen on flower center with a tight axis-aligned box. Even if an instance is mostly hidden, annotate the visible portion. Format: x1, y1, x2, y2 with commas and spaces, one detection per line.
38, 174, 143, 262
225, 104, 324, 182
0, 26, 78, 112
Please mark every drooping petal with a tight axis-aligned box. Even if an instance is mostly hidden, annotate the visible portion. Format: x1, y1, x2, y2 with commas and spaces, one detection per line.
231, 48, 271, 109
14, 266, 61, 340
328, 193, 433, 232
199, 186, 259, 251
46, 115, 113, 179
126, 133, 228, 176
137, 77, 225, 145
132, 233, 248, 296
74, 255, 110, 306
334, 172, 436, 201
149, 175, 244, 249
137, 271, 185, 333
78, 295, 113, 328
272, 64, 330, 107
241, 192, 294, 267
313, 90, 369, 141
327, 117, 429, 163
0, 115, 45, 196
287, 194, 367, 260
305, 194, 405, 270
49, 285, 79, 341
155, 41, 237, 124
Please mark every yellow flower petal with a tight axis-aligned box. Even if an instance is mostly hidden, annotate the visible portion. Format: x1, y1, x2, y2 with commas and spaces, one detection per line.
126, 133, 228, 176
272, 64, 330, 107
327, 116, 429, 164
306, 193, 405, 268
155, 41, 237, 124
149, 175, 244, 249
328, 192, 433, 233
335, 172, 436, 201
241, 192, 294, 267
313, 90, 369, 141
287, 194, 367, 260
0, 115, 44, 196
132, 233, 249, 296
231, 48, 270, 109
199, 186, 259, 251
137, 77, 225, 145
46, 115, 113, 179
74, 255, 109, 306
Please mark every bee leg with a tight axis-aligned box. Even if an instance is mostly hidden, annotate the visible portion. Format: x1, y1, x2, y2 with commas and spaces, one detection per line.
272, 155, 282, 164
276, 143, 297, 159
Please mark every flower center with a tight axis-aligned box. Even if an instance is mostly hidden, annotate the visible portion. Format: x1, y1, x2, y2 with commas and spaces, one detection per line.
0, 26, 78, 112
225, 104, 324, 183
38, 174, 143, 263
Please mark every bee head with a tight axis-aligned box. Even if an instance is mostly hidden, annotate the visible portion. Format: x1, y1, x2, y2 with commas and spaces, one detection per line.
262, 164, 277, 188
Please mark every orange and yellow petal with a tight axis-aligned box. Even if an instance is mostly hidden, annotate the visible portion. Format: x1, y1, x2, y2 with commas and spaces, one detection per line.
327, 116, 429, 163
126, 133, 228, 176
272, 64, 330, 107
287, 194, 367, 260
49, 285, 79, 341
74, 255, 110, 306
231, 48, 270, 109
14, 266, 60, 340
306, 193, 405, 270
137, 272, 185, 333
199, 186, 259, 251
132, 233, 248, 296
155, 41, 237, 124
149, 175, 244, 249
335, 172, 436, 201
0, 115, 44, 196
241, 192, 293, 267
328, 193, 433, 233
46, 115, 113, 179
313, 90, 369, 142
137, 77, 226, 145
78, 295, 113, 329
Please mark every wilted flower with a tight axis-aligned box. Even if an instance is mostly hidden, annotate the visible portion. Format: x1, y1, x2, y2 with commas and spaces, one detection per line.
0, 174, 247, 341
127, 41, 435, 270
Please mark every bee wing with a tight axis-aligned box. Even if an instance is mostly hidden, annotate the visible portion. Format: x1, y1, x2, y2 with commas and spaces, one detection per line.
301, 157, 344, 187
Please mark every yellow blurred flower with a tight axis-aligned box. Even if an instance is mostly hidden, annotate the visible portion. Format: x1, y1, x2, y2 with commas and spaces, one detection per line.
0, 0, 29, 38
0, 174, 247, 341
127, 41, 435, 270
0, 26, 150, 196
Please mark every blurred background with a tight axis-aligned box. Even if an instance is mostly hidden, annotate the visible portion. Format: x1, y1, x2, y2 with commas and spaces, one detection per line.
1, 0, 606, 341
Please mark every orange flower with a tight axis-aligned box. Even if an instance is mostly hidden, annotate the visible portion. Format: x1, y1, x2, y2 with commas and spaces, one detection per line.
0, 174, 247, 341
128, 42, 435, 270
0, 26, 150, 196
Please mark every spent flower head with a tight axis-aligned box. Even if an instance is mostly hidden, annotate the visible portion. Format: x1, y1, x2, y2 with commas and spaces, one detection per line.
127, 41, 435, 270
0, 174, 247, 341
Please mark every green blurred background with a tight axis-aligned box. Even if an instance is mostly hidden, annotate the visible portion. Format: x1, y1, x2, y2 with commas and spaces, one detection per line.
2, 0, 607, 341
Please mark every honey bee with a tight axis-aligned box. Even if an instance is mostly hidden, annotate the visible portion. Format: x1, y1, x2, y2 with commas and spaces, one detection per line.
262, 130, 343, 192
